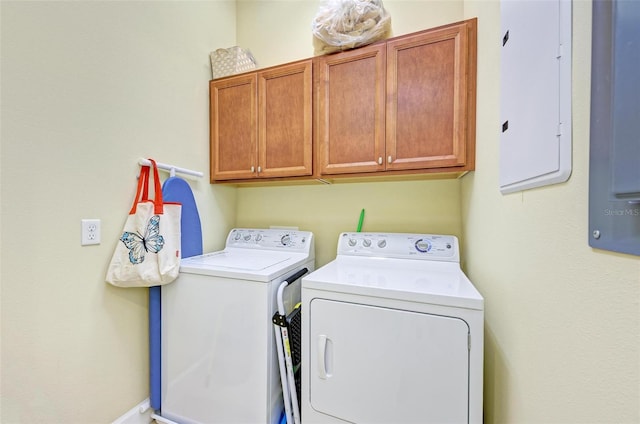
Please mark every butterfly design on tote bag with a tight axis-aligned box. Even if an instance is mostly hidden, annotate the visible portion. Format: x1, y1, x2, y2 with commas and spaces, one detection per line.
120, 215, 165, 264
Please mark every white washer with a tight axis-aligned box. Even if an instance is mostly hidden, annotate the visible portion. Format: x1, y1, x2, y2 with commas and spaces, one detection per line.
161, 228, 314, 424
302, 232, 484, 424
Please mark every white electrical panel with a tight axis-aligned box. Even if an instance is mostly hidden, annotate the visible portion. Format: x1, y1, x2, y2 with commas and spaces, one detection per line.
499, 0, 572, 194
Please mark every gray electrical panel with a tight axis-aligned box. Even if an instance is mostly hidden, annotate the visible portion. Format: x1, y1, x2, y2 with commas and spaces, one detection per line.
589, 0, 640, 256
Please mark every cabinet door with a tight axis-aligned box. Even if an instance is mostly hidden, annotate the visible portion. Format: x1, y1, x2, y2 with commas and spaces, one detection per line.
386, 22, 471, 170
258, 61, 313, 178
317, 44, 386, 175
210, 74, 258, 181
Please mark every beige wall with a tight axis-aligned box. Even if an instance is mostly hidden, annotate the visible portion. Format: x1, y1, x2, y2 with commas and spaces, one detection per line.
236, 0, 463, 67
235, 1, 466, 268
236, 180, 463, 267
462, 1, 640, 422
1, 2, 237, 422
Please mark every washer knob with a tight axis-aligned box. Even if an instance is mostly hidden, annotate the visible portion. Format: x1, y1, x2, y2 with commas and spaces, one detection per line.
243, 234, 251, 241
363, 239, 372, 247
377, 239, 387, 248
255, 234, 263, 242
415, 239, 431, 253
348, 238, 357, 247
234, 232, 242, 240
281, 234, 291, 246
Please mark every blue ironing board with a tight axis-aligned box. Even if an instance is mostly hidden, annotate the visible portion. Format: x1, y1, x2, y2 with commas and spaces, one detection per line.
161, 177, 203, 258
149, 177, 203, 410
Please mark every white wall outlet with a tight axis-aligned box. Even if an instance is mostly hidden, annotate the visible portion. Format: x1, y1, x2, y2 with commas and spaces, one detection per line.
81, 219, 101, 246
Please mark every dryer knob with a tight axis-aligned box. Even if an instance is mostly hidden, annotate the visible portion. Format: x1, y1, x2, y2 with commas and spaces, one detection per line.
377, 239, 387, 248
243, 234, 252, 241
255, 234, 263, 242
281, 234, 291, 246
363, 239, 372, 247
348, 238, 357, 247
234, 232, 242, 241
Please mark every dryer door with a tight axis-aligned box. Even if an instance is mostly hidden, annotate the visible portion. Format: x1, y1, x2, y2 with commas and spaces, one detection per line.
309, 299, 470, 423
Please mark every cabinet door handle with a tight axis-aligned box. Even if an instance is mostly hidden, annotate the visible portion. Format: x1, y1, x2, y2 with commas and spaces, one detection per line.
250, 166, 255, 173
257, 166, 262, 173
378, 157, 383, 165
388, 155, 392, 164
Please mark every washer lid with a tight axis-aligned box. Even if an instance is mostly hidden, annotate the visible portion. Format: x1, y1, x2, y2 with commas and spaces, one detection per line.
302, 256, 483, 310
180, 248, 311, 282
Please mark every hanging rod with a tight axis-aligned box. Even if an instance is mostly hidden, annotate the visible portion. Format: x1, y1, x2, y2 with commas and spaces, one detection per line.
138, 158, 203, 178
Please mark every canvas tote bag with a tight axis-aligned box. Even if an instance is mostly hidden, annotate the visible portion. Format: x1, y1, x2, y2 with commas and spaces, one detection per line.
106, 159, 182, 287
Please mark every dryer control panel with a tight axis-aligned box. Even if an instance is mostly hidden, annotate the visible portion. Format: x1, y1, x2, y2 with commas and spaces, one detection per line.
337, 232, 459, 262
226, 228, 313, 252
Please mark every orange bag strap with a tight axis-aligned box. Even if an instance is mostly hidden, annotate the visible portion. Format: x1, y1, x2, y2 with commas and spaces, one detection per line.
148, 158, 164, 215
141, 166, 150, 201
129, 165, 150, 215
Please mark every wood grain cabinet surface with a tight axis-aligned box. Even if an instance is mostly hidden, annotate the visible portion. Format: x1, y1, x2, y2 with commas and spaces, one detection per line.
316, 43, 387, 175
317, 18, 477, 178
210, 60, 313, 182
209, 18, 476, 184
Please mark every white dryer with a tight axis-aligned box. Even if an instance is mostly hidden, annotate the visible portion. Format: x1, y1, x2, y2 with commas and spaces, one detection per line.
301, 232, 483, 424
160, 228, 314, 424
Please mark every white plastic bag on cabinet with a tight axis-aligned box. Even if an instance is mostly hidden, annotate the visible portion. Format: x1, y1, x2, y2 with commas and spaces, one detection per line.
312, 0, 392, 55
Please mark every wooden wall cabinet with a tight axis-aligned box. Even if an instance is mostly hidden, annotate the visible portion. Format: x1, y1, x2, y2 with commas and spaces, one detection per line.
210, 60, 313, 182
317, 19, 477, 178
209, 19, 476, 184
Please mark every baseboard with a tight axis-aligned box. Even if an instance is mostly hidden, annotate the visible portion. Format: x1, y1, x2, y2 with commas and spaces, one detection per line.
112, 398, 152, 424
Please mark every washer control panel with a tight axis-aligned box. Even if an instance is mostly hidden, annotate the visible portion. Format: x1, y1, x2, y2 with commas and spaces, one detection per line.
337, 232, 459, 262
226, 228, 313, 252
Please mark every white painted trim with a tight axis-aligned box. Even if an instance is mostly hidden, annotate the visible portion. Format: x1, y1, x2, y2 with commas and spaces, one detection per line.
112, 398, 152, 424
151, 413, 181, 424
